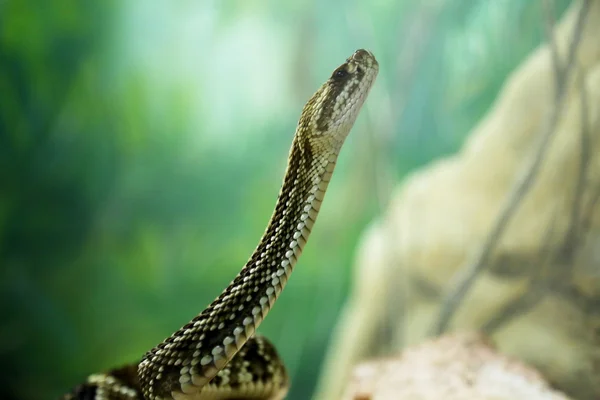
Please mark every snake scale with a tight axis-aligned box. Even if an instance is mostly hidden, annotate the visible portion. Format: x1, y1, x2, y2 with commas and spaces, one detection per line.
62, 49, 378, 400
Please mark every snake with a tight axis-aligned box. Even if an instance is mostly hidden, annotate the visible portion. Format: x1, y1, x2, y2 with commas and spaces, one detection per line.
62, 49, 378, 400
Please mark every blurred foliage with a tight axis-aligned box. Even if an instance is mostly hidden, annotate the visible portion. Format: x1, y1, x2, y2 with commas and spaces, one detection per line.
0, 0, 571, 399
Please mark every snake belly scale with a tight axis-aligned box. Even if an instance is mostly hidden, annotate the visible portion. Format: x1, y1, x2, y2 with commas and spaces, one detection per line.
62, 49, 378, 400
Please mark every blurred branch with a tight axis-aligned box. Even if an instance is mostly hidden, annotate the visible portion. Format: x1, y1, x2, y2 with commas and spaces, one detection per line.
561, 63, 591, 261
543, 0, 562, 84
482, 286, 540, 333
432, 0, 591, 335
484, 70, 597, 333
482, 211, 558, 333
578, 181, 600, 250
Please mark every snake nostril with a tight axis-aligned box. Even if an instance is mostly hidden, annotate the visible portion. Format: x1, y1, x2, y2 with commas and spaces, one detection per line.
351, 49, 377, 68
353, 49, 370, 59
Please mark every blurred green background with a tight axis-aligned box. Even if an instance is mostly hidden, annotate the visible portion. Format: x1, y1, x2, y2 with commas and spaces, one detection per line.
0, 1, 571, 399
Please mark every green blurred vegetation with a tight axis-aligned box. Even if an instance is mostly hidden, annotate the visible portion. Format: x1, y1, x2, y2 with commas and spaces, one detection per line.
0, 0, 571, 399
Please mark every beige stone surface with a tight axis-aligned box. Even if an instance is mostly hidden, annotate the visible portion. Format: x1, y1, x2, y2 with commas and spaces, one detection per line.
341, 333, 573, 400
315, 1, 600, 400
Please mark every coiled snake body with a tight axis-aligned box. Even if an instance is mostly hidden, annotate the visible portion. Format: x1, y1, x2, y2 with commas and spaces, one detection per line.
63, 49, 378, 400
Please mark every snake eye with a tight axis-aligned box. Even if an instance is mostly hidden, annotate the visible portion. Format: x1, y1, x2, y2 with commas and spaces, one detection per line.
334, 68, 348, 79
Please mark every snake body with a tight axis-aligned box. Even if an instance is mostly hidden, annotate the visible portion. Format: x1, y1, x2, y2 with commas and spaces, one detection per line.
63, 49, 378, 400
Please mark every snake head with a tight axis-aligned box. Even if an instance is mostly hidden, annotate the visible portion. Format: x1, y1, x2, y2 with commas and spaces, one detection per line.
298, 49, 378, 148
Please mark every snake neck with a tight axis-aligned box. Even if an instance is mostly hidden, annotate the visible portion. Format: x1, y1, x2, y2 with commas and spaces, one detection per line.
248, 134, 337, 289
139, 132, 338, 399
211, 132, 338, 338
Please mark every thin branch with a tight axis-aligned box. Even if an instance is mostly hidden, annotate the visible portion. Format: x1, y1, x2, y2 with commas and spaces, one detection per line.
555, 67, 590, 268
482, 210, 559, 334
485, 63, 594, 334
561, 1, 590, 95
543, 0, 562, 89
432, 0, 591, 335
482, 287, 541, 333
552, 282, 600, 316
578, 180, 600, 254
